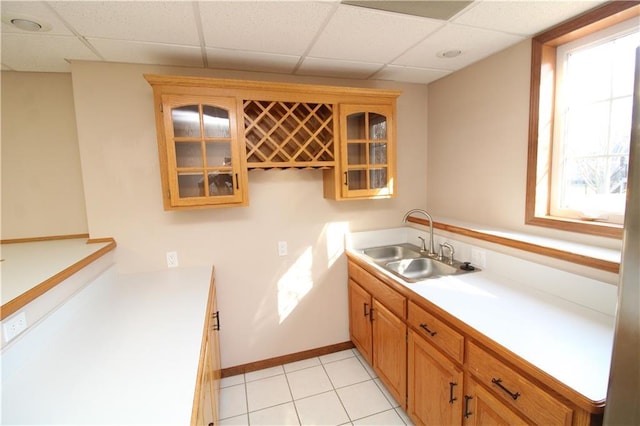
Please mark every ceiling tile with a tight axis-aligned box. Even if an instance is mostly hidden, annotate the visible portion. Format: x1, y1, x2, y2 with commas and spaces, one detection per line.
50, 1, 200, 45
374, 65, 451, 85
308, 4, 444, 63
0, 33, 100, 72
453, 0, 608, 36
206, 48, 300, 74
393, 24, 525, 70
342, 1, 474, 20
88, 39, 204, 67
296, 57, 382, 80
199, 1, 337, 55
1, 1, 74, 36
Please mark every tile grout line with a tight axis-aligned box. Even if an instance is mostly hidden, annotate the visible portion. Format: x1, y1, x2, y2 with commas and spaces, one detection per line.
282, 364, 304, 426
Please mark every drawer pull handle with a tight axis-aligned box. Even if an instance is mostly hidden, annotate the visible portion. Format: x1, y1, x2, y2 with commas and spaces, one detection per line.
364, 303, 369, 317
491, 378, 520, 400
449, 382, 457, 404
464, 395, 473, 418
419, 323, 437, 336
212, 311, 221, 331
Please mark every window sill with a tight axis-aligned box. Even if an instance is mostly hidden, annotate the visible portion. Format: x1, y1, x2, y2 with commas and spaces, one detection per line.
406, 216, 621, 274
525, 215, 623, 239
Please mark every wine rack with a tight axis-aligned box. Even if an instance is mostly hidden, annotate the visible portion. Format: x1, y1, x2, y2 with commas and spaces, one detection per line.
243, 100, 335, 168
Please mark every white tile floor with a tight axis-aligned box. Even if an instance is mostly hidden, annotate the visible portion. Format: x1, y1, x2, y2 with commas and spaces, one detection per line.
219, 348, 414, 426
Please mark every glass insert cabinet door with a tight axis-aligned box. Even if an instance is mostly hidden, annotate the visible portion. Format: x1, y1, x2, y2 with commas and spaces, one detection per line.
161, 95, 245, 207
340, 104, 396, 198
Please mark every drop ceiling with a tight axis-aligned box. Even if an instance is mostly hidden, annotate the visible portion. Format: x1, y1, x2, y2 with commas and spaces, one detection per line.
1, 0, 608, 84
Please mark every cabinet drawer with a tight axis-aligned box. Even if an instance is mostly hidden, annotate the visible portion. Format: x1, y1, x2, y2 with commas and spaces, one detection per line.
407, 301, 464, 364
467, 341, 573, 426
348, 261, 406, 319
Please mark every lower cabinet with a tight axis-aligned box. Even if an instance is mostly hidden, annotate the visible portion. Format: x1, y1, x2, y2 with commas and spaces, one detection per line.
348, 267, 407, 408
408, 329, 463, 426
347, 258, 601, 426
372, 299, 407, 406
464, 379, 529, 425
193, 271, 221, 426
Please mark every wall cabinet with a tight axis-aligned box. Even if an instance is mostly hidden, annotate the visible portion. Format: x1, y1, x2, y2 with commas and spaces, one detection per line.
337, 105, 396, 199
348, 263, 407, 407
146, 75, 400, 209
347, 257, 603, 426
192, 272, 221, 426
152, 92, 248, 210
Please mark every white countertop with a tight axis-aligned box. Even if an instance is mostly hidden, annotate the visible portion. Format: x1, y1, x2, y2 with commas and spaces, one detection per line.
0, 238, 113, 306
347, 228, 615, 404
1, 265, 212, 425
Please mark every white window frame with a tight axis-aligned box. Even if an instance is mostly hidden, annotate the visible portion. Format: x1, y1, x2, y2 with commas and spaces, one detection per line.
549, 18, 638, 225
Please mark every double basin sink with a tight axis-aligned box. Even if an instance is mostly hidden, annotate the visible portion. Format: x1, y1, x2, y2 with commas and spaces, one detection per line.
361, 243, 479, 282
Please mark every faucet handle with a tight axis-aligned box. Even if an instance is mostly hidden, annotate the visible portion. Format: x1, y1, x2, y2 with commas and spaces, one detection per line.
418, 236, 427, 252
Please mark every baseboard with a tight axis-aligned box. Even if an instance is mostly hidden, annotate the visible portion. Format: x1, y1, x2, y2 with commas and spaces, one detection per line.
221, 341, 355, 378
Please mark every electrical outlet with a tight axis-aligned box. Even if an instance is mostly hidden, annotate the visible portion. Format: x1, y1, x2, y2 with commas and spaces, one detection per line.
471, 248, 487, 269
3, 311, 27, 342
278, 241, 288, 256
166, 251, 179, 268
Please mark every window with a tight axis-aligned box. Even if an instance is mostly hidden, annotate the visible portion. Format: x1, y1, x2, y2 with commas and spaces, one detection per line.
526, 2, 640, 238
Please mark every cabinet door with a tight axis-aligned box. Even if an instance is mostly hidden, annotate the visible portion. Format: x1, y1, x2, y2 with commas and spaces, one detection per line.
372, 299, 407, 407
349, 279, 373, 364
208, 280, 221, 426
339, 104, 396, 199
196, 342, 215, 426
161, 95, 247, 209
408, 330, 463, 426
464, 379, 528, 426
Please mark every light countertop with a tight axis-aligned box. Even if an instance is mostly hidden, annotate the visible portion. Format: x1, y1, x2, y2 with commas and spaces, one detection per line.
347, 227, 615, 404
1, 238, 114, 306
1, 265, 212, 425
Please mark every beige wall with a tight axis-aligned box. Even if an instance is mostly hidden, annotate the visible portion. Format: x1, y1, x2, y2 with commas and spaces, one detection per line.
69, 61, 429, 368
1, 72, 88, 239
426, 39, 621, 250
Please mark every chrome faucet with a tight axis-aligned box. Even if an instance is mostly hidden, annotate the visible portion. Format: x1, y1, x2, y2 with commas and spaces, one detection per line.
439, 242, 455, 265
402, 209, 436, 257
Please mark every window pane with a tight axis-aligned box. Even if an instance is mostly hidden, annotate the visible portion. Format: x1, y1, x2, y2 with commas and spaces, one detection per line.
178, 172, 205, 198
205, 142, 231, 167
347, 113, 365, 139
175, 142, 202, 167
203, 106, 230, 138
369, 143, 387, 165
609, 96, 632, 156
347, 143, 366, 165
172, 105, 201, 137
370, 168, 387, 189
347, 170, 366, 190
369, 113, 387, 140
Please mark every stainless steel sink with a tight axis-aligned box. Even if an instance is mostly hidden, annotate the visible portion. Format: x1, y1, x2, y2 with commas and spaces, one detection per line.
360, 242, 479, 282
385, 258, 457, 281
362, 244, 421, 262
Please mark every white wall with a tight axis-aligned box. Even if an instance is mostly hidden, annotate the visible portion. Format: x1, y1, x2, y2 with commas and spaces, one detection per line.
426, 39, 621, 251
1, 72, 88, 239
69, 61, 429, 368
